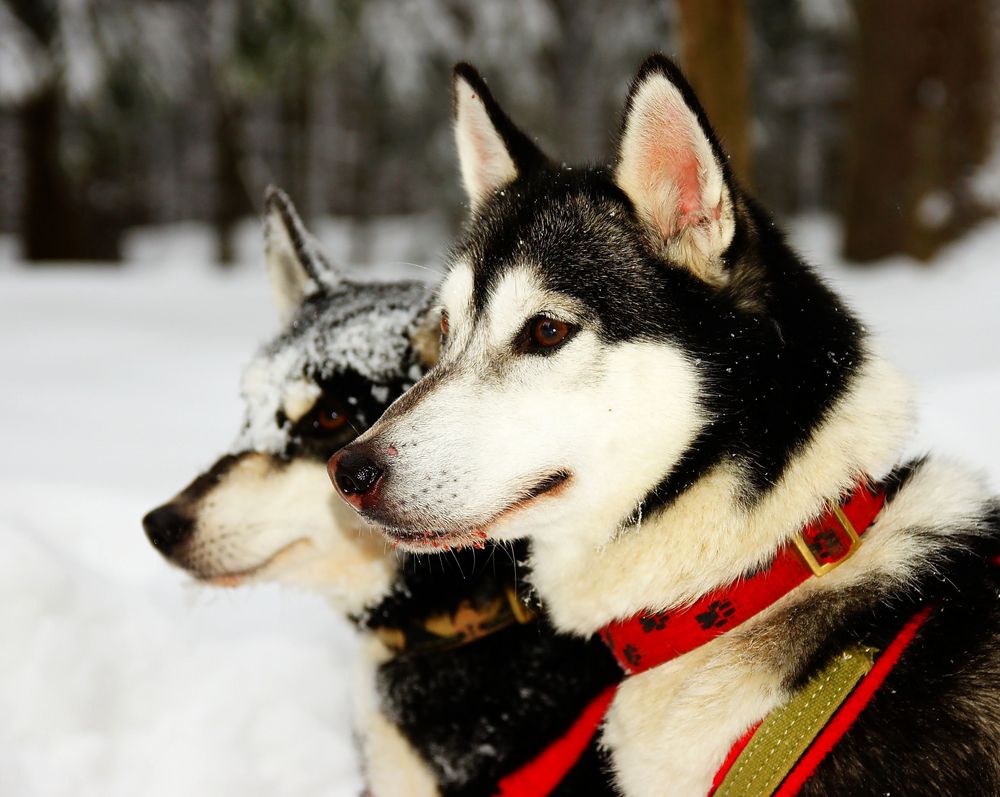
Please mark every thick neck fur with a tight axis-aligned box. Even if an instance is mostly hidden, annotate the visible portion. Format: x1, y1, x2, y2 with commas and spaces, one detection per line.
598, 454, 998, 797
529, 350, 915, 636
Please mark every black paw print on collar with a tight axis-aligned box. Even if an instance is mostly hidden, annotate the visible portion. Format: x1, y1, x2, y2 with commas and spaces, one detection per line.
695, 600, 736, 630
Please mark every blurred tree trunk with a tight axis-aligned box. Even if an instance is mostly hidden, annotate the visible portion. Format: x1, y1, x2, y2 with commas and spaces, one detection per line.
12, 0, 121, 262
842, 0, 994, 263
9, 0, 67, 260
213, 98, 247, 266
542, 0, 602, 161
340, 63, 382, 265
20, 84, 75, 260
282, 63, 313, 219
676, 0, 752, 188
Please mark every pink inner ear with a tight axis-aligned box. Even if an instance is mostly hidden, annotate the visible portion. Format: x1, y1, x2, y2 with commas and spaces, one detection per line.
467, 97, 511, 191
673, 154, 702, 217
644, 135, 704, 234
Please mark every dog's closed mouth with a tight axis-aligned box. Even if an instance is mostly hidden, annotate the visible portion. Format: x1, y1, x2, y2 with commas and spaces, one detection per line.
202, 537, 314, 587
524, 470, 570, 500
382, 470, 572, 552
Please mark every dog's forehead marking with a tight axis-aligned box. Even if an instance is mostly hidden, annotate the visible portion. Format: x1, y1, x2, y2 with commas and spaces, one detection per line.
482, 266, 549, 343
440, 261, 474, 317
443, 261, 569, 350
438, 261, 476, 355
459, 178, 639, 319
283, 379, 322, 423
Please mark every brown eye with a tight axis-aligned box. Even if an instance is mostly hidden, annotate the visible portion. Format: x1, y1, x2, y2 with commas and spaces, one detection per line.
440, 310, 449, 341
531, 317, 571, 349
315, 406, 348, 431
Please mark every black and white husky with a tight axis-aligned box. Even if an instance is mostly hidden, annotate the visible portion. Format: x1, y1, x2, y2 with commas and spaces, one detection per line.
330, 58, 1000, 796
143, 188, 619, 796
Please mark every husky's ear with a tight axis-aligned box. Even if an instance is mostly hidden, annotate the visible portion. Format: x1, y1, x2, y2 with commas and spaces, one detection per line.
615, 55, 736, 285
263, 186, 340, 321
452, 63, 548, 211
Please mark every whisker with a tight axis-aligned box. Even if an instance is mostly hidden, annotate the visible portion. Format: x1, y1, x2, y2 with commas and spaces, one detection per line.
448, 547, 467, 579
508, 541, 519, 597
384, 261, 446, 278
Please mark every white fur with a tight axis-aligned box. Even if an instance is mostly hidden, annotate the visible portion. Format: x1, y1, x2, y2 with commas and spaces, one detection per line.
603, 634, 789, 796
453, 75, 518, 209
166, 186, 440, 795
482, 268, 587, 346
282, 378, 322, 423
615, 72, 734, 285
182, 455, 395, 615
363, 264, 706, 548
532, 352, 914, 633
354, 639, 440, 797
599, 456, 996, 797
354, 252, 988, 794
437, 261, 475, 351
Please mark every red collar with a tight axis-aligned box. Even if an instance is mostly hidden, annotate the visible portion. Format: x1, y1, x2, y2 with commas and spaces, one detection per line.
599, 482, 887, 675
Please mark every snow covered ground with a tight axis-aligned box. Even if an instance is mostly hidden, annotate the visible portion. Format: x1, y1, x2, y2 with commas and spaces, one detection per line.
1, 216, 998, 796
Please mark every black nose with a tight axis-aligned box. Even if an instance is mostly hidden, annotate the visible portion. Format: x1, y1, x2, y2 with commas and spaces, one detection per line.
142, 503, 194, 556
330, 449, 384, 498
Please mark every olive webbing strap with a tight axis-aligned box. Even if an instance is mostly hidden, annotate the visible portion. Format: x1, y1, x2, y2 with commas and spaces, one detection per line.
714, 645, 877, 797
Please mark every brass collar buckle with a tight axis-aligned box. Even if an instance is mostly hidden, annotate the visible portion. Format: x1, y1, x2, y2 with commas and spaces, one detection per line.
793, 504, 862, 577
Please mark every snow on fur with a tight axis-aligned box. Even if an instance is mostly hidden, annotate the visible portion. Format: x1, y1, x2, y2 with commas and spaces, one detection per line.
234, 279, 429, 454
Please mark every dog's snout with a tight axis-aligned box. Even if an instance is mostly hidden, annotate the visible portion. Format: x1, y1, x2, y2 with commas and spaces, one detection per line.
142, 503, 194, 556
328, 447, 385, 507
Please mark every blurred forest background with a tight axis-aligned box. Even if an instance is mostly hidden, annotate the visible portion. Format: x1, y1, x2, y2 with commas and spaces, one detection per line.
1, 0, 998, 267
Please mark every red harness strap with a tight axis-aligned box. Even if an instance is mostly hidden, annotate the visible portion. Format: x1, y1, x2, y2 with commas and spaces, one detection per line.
771, 603, 933, 796
494, 686, 617, 797
708, 603, 933, 796
709, 721, 762, 795
600, 483, 887, 675
493, 483, 889, 796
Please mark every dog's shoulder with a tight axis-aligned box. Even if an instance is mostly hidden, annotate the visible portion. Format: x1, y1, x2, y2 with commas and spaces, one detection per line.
799, 457, 1000, 795
804, 563, 1000, 795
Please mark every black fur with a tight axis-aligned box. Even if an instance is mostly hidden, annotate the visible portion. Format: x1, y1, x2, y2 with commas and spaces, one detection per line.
549, 740, 618, 797
453, 63, 550, 181
378, 614, 620, 795
454, 165, 862, 521
363, 540, 621, 795
796, 494, 1000, 794
147, 188, 624, 795
442, 58, 1000, 793
286, 368, 408, 461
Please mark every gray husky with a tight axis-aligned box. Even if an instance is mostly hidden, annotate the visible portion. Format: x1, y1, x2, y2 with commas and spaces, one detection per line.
144, 188, 620, 796
330, 57, 1000, 796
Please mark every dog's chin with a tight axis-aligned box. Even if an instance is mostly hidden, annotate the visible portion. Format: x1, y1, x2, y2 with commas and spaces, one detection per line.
194, 537, 316, 587
373, 470, 572, 552
380, 525, 490, 553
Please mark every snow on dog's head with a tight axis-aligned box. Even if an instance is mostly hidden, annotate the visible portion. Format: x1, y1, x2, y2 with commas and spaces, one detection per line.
143, 187, 436, 611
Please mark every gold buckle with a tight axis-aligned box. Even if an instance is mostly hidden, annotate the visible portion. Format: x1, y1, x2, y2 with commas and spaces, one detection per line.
793, 504, 861, 577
